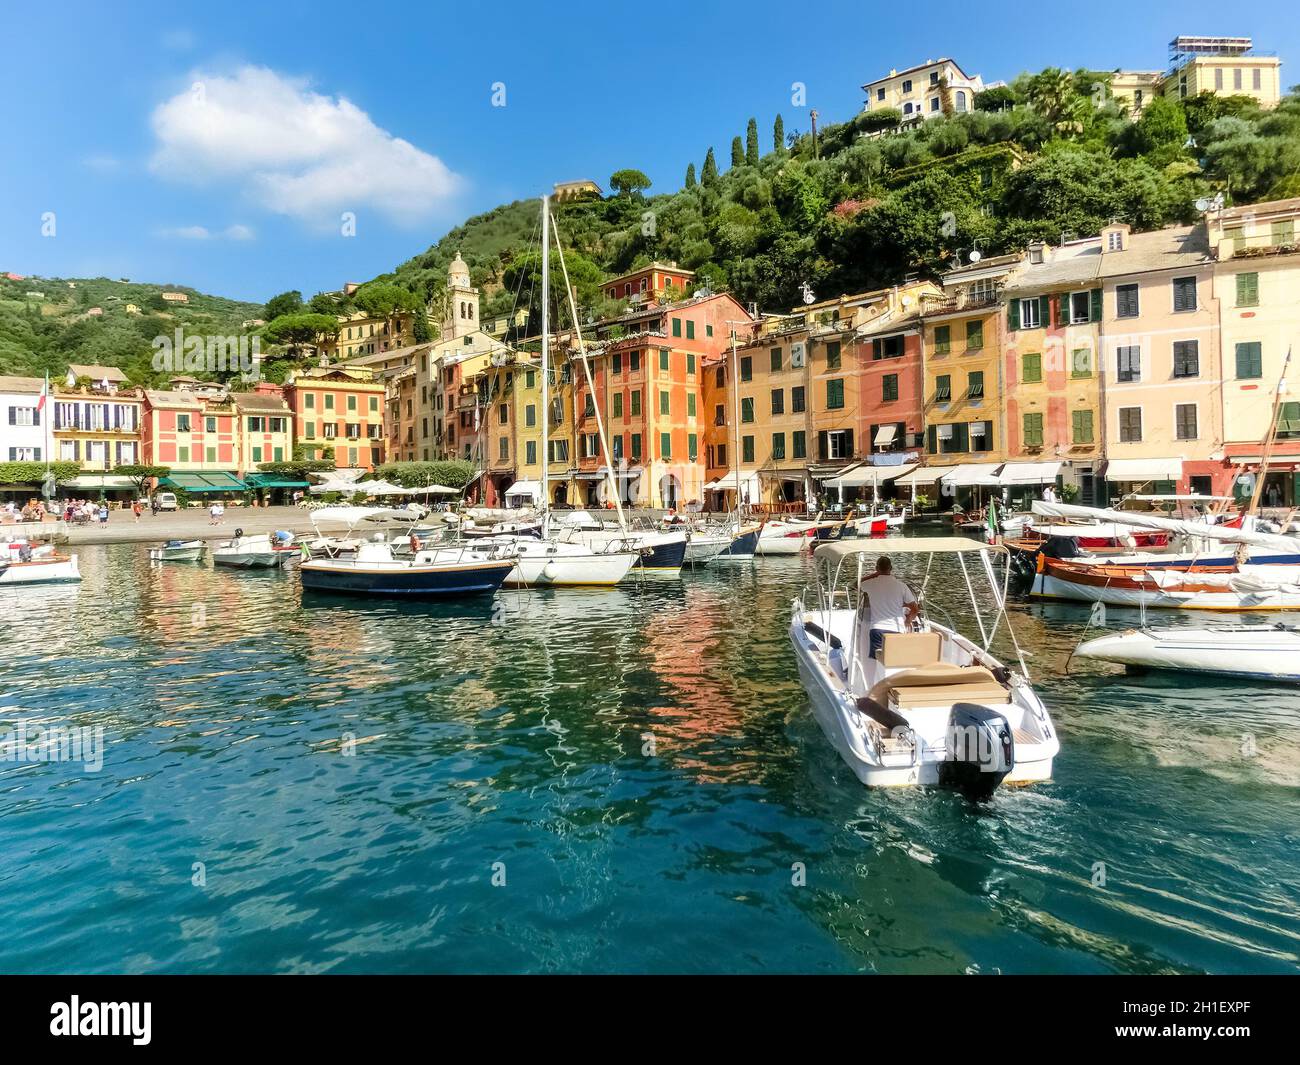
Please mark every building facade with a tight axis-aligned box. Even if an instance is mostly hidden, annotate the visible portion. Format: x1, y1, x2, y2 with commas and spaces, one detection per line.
1, 376, 47, 463
862, 58, 984, 123
285, 366, 386, 470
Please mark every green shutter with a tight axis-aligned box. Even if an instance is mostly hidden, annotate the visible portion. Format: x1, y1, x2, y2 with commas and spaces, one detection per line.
1040, 295, 1051, 329
1007, 300, 1019, 332
927, 425, 937, 453
954, 422, 969, 453
1090, 288, 1102, 322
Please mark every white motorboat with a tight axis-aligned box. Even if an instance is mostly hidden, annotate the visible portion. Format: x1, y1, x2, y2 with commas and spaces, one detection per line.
556, 514, 689, 576
462, 535, 637, 587
790, 537, 1059, 796
756, 518, 839, 556
1076, 624, 1300, 682
0, 551, 81, 584
300, 540, 516, 597
213, 531, 296, 568
683, 528, 730, 564
711, 520, 763, 562
148, 539, 205, 562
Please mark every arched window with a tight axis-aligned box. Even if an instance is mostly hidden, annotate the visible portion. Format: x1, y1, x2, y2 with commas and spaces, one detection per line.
955, 91, 967, 112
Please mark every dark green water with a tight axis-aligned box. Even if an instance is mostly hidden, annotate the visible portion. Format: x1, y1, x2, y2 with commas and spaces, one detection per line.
1, 543, 1298, 973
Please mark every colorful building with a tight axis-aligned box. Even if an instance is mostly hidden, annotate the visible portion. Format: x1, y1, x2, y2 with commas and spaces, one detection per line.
861, 57, 984, 123
51, 365, 143, 496
284, 366, 386, 470
1161, 35, 1284, 109
1096, 221, 1224, 499
228, 388, 292, 474
601, 262, 694, 306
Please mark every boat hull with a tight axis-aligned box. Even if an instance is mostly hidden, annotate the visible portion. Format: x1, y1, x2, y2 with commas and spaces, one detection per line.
300, 558, 514, 597
0, 555, 81, 584
715, 527, 761, 561
1032, 561, 1300, 611
1077, 628, 1300, 681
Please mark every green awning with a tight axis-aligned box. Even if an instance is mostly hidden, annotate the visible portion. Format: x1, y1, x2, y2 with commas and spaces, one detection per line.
160, 472, 249, 493
244, 474, 310, 489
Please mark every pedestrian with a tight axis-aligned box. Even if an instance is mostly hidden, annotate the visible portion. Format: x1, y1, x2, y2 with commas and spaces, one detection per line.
209, 502, 220, 526
97, 503, 109, 525
132, 500, 142, 523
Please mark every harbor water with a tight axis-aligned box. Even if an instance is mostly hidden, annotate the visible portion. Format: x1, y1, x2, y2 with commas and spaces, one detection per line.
1, 541, 1298, 973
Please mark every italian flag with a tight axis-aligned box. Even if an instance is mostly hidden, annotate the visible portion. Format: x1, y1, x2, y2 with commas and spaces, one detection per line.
35, 373, 48, 412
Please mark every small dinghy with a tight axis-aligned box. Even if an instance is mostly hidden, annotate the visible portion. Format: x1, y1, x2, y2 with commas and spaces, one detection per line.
1076, 624, 1300, 682
0, 550, 81, 584
213, 530, 296, 568
148, 539, 205, 562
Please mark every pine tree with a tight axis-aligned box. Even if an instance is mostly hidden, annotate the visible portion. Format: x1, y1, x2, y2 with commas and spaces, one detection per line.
685, 162, 696, 188
746, 117, 759, 166
773, 113, 785, 154
731, 136, 744, 168
702, 147, 718, 185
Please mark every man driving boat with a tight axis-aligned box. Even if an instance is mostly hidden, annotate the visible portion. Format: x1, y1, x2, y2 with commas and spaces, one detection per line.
858, 556, 921, 659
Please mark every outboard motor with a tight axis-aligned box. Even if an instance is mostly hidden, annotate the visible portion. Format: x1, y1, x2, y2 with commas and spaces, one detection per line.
940, 703, 1014, 800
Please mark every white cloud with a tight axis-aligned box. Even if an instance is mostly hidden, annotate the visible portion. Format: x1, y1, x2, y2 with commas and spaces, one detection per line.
223, 223, 255, 240
159, 224, 255, 241
162, 225, 212, 240
149, 66, 461, 227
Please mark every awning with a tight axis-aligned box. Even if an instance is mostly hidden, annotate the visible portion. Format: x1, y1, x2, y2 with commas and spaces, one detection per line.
703, 471, 760, 492
877, 462, 919, 483
893, 467, 947, 487
160, 472, 249, 493
825, 465, 884, 489
596, 466, 643, 479
60, 474, 137, 489
940, 463, 1003, 487
504, 479, 543, 498
244, 473, 310, 489
1104, 457, 1183, 482
997, 461, 1062, 486
873, 425, 897, 446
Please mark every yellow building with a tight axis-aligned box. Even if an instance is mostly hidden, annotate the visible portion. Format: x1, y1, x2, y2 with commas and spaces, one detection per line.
861, 57, 984, 123
1161, 35, 1283, 108
1109, 70, 1163, 114
920, 254, 1018, 470
1208, 197, 1300, 502
229, 389, 292, 474
52, 365, 143, 496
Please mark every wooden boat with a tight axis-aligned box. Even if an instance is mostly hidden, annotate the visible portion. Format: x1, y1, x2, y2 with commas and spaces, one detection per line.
148, 539, 205, 562
1076, 624, 1300, 681
0, 552, 81, 584
1032, 555, 1300, 611
790, 537, 1059, 796
299, 540, 515, 597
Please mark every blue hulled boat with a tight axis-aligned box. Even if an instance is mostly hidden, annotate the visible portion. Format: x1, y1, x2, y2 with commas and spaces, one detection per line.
300, 541, 515, 598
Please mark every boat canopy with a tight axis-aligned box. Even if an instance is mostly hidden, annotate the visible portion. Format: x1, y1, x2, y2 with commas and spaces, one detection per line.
310, 506, 421, 528
814, 536, 1003, 562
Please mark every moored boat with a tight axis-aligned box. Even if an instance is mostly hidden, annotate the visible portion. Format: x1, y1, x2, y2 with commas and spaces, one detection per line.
213, 530, 296, 568
1076, 624, 1300, 682
0, 552, 81, 584
148, 539, 205, 562
300, 540, 515, 597
1032, 555, 1300, 611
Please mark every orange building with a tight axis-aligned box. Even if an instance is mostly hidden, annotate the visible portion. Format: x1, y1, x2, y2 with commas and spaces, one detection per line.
284, 367, 386, 470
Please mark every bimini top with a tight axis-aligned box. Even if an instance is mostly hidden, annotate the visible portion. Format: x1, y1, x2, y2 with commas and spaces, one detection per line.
814, 536, 1004, 562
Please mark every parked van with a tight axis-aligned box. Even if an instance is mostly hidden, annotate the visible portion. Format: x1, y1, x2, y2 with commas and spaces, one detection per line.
155, 492, 179, 512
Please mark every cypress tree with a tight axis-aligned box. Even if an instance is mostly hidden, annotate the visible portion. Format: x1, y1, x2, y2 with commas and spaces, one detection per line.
746, 117, 759, 165
702, 147, 718, 185
773, 113, 785, 153
685, 162, 696, 188
730, 136, 744, 168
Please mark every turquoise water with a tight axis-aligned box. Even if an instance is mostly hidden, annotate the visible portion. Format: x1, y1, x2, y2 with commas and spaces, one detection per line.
1, 543, 1298, 973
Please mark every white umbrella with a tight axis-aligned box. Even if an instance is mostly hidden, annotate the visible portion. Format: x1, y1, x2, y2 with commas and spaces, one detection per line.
310, 477, 367, 495
351, 480, 408, 496
399, 483, 460, 496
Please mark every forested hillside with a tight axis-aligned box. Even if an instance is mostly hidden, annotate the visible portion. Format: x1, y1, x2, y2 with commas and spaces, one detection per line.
375, 69, 1300, 318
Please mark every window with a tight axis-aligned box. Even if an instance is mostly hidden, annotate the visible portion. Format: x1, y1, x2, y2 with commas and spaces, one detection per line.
714, 404, 725, 426
715, 367, 725, 388
304, 393, 315, 409
612, 394, 622, 419
826, 430, 851, 460
882, 374, 898, 402
968, 371, 984, 399
1272, 220, 1296, 245
1019, 298, 1041, 329
715, 443, 726, 467
770, 347, 782, 371
969, 420, 991, 452
688, 433, 698, 461
1173, 340, 1199, 378
1233, 68, 1242, 91
826, 379, 845, 409
10, 406, 35, 427
771, 389, 784, 415
685, 321, 695, 340
740, 356, 752, 382
1022, 353, 1042, 383
687, 394, 696, 418
742, 436, 754, 463
1069, 291, 1091, 324
659, 348, 670, 371
792, 431, 806, 459
660, 432, 671, 459
611, 354, 621, 376
772, 433, 786, 460
177, 414, 191, 432
705, 325, 713, 338
686, 353, 695, 374
1176, 404, 1198, 441
826, 341, 841, 370
1107, 230, 1123, 251
347, 394, 357, 411
1172, 276, 1197, 312
325, 394, 334, 409
1235, 341, 1263, 379
966, 320, 983, 350
930, 97, 940, 112
930, 71, 940, 85
790, 343, 806, 368
1236, 272, 1259, 307
934, 374, 951, 401
1279, 402, 1300, 438
872, 335, 903, 359
876, 88, 885, 101
1117, 345, 1141, 382
741, 397, 754, 423
1118, 407, 1142, 442
934, 325, 950, 355
630, 352, 641, 372
791, 386, 805, 413
631, 390, 642, 416
659, 390, 670, 416
499, 404, 509, 424
1253, 68, 1262, 91
902, 79, 912, 93
499, 438, 509, 461
1023, 412, 1044, 447
1071, 348, 1091, 378
526, 441, 537, 465
1116, 284, 1139, 319
630, 434, 641, 460
583, 394, 595, 418
671, 318, 681, 337
1072, 409, 1094, 444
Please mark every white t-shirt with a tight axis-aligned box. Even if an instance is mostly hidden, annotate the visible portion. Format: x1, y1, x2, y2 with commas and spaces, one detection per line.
858, 573, 917, 633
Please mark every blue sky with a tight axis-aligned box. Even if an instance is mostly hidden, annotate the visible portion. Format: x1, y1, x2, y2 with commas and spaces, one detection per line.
3, 0, 1296, 305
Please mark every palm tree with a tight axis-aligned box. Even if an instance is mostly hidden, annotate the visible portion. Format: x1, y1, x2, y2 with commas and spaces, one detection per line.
1027, 68, 1086, 135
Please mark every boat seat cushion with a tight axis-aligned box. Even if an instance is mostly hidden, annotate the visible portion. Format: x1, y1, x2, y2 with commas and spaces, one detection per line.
855, 696, 911, 733
879, 631, 942, 668
866, 665, 1006, 709
891, 681, 1011, 709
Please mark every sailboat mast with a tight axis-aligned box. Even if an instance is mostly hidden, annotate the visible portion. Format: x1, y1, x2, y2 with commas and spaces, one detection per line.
1247, 346, 1292, 516
540, 195, 550, 522
731, 327, 741, 516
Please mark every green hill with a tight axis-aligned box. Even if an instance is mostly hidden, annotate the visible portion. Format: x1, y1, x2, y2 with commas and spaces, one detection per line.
0, 274, 264, 383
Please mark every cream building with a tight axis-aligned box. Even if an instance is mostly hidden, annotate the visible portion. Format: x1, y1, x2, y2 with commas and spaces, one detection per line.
1161, 36, 1283, 108
862, 58, 984, 123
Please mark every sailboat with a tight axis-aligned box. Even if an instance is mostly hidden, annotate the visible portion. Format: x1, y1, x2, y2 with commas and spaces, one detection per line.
467, 195, 640, 587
